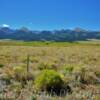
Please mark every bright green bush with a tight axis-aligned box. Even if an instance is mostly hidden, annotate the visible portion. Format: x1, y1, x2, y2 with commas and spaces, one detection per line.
34, 70, 63, 92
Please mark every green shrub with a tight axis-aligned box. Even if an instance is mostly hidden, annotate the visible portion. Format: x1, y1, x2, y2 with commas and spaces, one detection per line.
1, 74, 11, 85
95, 71, 100, 78
10, 82, 22, 94
63, 64, 74, 75
34, 70, 63, 92
13, 66, 34, 87
31, 57, 39, 63
13, 66, 26, 73
95, 95, 100, 100
0, 64, 4, 68
38, 62, 57, 70
37, 62, 47, 70
13, 67, 26, 80
13, 66, 26, 79
31, 95, 37, 100
34, 69, 72, 96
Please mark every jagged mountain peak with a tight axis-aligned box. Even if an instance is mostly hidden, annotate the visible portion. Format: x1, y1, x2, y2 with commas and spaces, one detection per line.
0, 26, 14, 34
0, 27, 100, 41
74, 27, 87, 32
18, 27, 30, 32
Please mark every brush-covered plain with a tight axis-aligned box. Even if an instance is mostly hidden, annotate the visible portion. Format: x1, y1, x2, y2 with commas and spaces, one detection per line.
0, 41, 100, 100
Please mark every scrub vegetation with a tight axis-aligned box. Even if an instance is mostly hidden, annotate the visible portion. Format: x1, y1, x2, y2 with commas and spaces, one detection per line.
0, 41, 100, 100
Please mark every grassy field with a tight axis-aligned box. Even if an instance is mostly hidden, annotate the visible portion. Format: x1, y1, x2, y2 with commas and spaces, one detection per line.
0, 40, 100, 46
0, 40, 100, 100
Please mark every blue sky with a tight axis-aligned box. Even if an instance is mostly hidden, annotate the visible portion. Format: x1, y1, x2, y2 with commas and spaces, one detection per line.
0, 0, 100, 30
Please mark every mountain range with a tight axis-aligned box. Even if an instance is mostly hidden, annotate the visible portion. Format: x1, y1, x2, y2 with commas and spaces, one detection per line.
0, 26, 100, 41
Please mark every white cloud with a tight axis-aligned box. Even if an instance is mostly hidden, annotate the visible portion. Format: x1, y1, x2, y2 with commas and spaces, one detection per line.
2, 24, 10, 27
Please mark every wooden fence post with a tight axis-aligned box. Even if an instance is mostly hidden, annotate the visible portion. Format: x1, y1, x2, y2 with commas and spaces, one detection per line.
26, 55, 30, 73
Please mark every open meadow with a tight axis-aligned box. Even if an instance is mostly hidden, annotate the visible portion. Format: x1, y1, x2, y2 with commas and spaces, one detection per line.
0, 41, 100, 100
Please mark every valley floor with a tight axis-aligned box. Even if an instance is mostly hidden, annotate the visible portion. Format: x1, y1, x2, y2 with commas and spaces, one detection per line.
0, 42, 100, 100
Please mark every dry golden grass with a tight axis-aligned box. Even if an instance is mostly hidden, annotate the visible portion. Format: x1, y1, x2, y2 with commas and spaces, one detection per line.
0, 44, 100, 100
